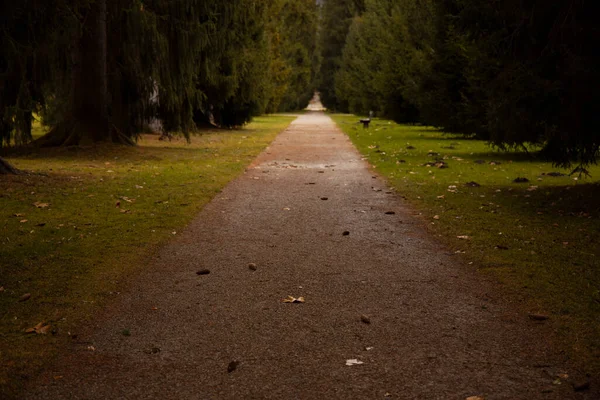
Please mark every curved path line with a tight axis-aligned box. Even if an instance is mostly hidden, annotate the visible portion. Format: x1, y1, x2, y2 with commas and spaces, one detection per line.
27, 112, 580, 399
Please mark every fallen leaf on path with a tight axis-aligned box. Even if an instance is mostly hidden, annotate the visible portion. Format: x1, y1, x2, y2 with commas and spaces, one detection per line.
283, 296, 305, 303
283, 207, 291, 211
342, 231, 350, 236
466, 397, 485, 400
19, 293, 31, 302
320, 197, 328, 200
360, 314, 371, 324
38, 324, 52, 334
143, 346, 161, 354
248, 263, 258, 271
196, 269, 211, 275
528, 313, 549, 321
227, 360, 239, 373
25, 322, 51, 334
345, 359, 364, 366
385, 211, 396, 215
33, 202, 49, 209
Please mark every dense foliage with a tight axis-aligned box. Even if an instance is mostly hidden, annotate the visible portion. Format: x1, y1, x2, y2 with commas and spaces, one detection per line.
321, 0, 599, 167
317, 0, 365, 111
0, 0, 318, 151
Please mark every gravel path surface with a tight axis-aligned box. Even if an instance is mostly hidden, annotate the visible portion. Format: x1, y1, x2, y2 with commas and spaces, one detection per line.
26, 112, 591, 399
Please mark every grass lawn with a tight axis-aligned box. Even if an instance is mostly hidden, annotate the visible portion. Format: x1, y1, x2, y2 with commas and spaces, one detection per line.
0, 115, 294, 397
332, 114, 600, 376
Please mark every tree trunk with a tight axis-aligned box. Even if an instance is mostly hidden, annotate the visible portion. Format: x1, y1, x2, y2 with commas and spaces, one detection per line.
0, 156, 21, 175
73, 0, 109, 144
36, 0, 134, 147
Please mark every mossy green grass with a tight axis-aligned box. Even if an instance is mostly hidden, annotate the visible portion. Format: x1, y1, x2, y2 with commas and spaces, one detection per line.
0, 115, 294, 397
332, 114, 600, 375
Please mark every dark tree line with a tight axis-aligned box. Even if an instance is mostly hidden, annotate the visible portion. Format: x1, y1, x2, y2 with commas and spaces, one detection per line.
320, 0, 599, 167
0, 0, 318, 170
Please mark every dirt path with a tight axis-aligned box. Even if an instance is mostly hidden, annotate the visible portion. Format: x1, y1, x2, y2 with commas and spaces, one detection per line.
26, 112, 589, 399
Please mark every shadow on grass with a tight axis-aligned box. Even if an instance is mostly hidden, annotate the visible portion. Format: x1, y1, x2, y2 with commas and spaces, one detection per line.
0, 138, 231, 163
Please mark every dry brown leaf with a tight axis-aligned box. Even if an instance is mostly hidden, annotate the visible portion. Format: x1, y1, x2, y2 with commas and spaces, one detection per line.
20, 219, 28, 223
14, 213, 25, 217
38, 324, 52, 334
457, 235, 470, 240
283, 296, 305, 303
345, 359, 364, 366
33, 202, 49, 209
19, 293, 31, 302
466, 397, 485, 400
25, 322, 51, 334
